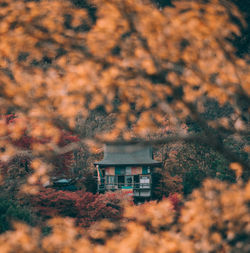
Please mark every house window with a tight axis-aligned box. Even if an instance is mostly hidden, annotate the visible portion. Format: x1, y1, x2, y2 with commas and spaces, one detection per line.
134, 175, 139, 189
142, 166, 150, 174
115, 166, 125, 175
118, 175, 125, 188
140, 175, 150, 188
125, 166, 131, 175
125, 175, 133, 186
106, 175, 115, 184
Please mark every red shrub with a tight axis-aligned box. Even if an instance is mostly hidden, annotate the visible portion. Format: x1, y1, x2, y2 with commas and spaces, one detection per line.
1, 114, 79, 178
30, 188, 127, 227
168, 193, 181, 211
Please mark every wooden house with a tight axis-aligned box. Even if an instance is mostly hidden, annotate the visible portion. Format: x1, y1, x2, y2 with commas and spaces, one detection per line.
94, 143, 161, 198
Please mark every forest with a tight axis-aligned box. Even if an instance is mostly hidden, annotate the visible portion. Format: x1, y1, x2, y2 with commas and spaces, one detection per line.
0, 0, 249, 252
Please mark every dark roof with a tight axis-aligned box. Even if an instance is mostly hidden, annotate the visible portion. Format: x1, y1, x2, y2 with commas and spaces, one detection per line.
94, 143, 161, 166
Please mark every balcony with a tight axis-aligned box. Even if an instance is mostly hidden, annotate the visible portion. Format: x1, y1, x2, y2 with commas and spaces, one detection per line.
98, 182, 151, 197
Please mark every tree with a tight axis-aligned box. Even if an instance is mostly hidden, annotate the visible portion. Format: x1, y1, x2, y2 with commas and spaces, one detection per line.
0, 0, 249, 251
0, 114, 79, 195
0, 194, 35, 234
0, 1, 249, 183
0, 180, 249, 252
29, 188, 127, 228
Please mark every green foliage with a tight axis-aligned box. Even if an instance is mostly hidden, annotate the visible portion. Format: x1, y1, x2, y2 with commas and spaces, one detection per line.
164, 143, 236, 195
0, 195, 35, 233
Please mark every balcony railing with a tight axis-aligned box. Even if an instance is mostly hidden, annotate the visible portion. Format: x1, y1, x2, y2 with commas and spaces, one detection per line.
98, 182, 151, 191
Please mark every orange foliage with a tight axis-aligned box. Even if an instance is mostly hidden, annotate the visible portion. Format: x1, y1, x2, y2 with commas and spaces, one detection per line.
0, 0, 249, 251
0, 0, 248, 144
0, 180, 249, 252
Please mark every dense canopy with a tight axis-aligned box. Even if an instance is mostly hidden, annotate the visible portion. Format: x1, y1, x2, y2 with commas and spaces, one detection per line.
0, 0, 249, 252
